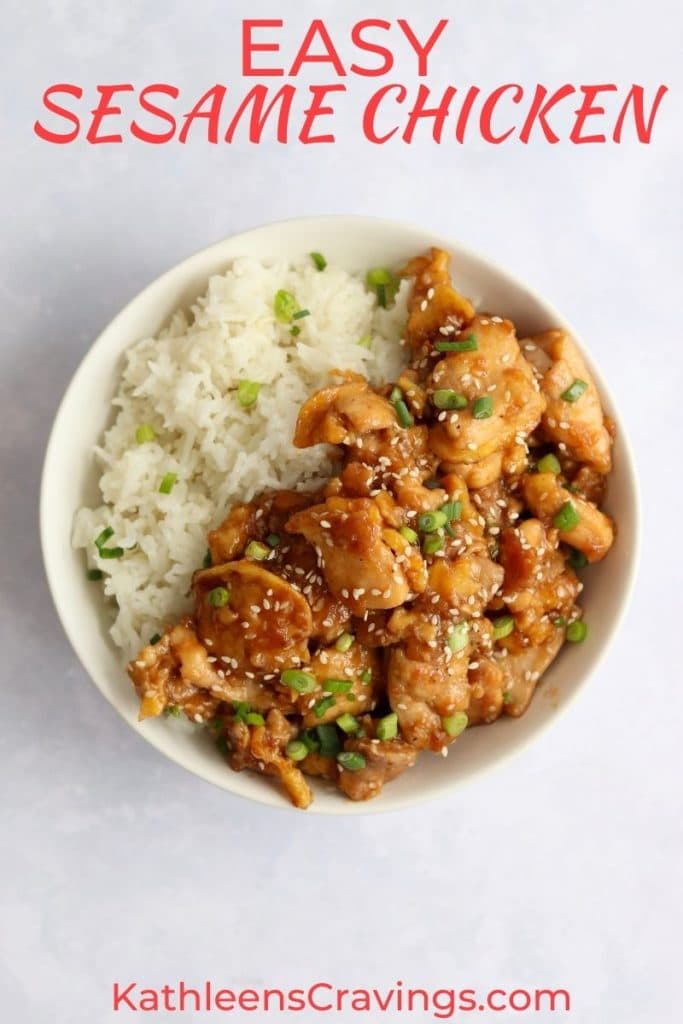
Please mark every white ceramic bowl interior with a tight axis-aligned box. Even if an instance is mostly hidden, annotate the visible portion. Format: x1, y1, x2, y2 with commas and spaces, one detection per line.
41, 216, 639, 814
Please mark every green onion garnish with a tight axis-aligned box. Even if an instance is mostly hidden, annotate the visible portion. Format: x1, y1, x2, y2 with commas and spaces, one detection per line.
553, 501, 580, 532
337, 751, 366, 771
359, 669, 372, 684
237, 380, 261, 408
440, 501, 462, 522
389, 389, 413, 428
99, 545, 124, 560
316, 724, 340, 757
492, 615, 515, 640
376, 712, 398, 741
208, 586, 230, 608
448, 622, 469, 653
266, 533, 280, 548
561, 379, 588, 403
159, 472, 177, 494
568, 548, 588, 570
323, 679, 353, 694
292, 308, 310, 320
87, 568, 103, 581
433, 389, 468, 410
335, 632, 354, 652
554, 617, 567, 628
165, 705, 182, 718
95, 526, 114, 549
244, 712, 265, 726
290, 325, 301, 337
135, 424, 156, 444
274, 289, 298, 323
301, 729, 321, 754
233, 701, 250, 722
376, 283, 387, 307
314, 695, 336, 718
442, 711, 468, 737
399, 526, 419, 544
149, 633, 162, 645
367, 267, 395, 287
281, 669, 317, 694
357, 334, 372, 349
202, 549, 212, 568
337, 713, 360, 734
310, 252, 327, 271
566, 620, 588, 643
286, 739, 309, 761
423, 533, 444, 556
434, 334, 477, 353
502, 691, 513, 705
418, 510, 447, 532
245, 540, 269, 560
537, 453, 562, 474
472, 396, 494, 419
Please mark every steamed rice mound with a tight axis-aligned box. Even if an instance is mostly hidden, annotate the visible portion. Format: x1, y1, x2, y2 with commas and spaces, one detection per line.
73, 257, 409, 657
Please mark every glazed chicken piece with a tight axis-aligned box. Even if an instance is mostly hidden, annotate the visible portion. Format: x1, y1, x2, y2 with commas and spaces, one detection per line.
293, 376, 397, 447
522, 472, 614, 563
286, 495, 427, 615
297, 642, 380, 726
193, 560, 312, 672
341, 425, 440, 510
403, 247, 475, 350
467, 657, 506, 725
220, 708, 312, 809
498, 518, 580, 645
336, 736, 417, 801
523, 330, 612, 474
387, 642, 470, 752
427, 317, 546, 476
208, 489, 315, 566
496, 630, 565, 718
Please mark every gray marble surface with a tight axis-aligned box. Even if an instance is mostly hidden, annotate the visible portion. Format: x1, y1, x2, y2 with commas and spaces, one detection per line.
1, 2, 681, 1021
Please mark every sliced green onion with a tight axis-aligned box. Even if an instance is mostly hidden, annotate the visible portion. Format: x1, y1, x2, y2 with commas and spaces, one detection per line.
215, 735, 230, 755
301, 729, 321, 753
237, 379, 261, 408
442, 711, 468, 737
359, 669, 372, 684
537, 453, 562, 474
310, 252, 327, 271
292, 308, 310, 320
448, 622, 469, 653
502, 691, 513, 705
376, 712, 398, 741
399, 526, 419, 544
274, 289, 298, 323
472, 396, 494, 419
208, 586, 230, 608
314, 695, 336, 718
245, 540, 269, 560
440, 501, 462, 522
245, 712, 265, 726
337, 713, 360, 734
367, 268, 398, 308
165, 705, 182, 718
335, 632, 354, 652
394, 398, 414, 428
357, 334, 372, 349
492, 615, 515, 640
376, 283, 387, 308
568, 548, 588, 569
290, 325, 301, 337
323, 679, 353, 694
149, 633, 162, 645
566, 620, 588, 643
434, 334, 477, 353
233, 701, 250, 722
94, 526, 114, 550
553, 501, 580, 532
281, 669, 317, 694
337, 751, 366, 771
418, 510, 447, 532
99, 545, 125, 560
561, 379, 588, 403
433, 389, 468, 410
202, 549, 212, 568
266, 533, 280, 548
554, 617, 567, 628
135, 424, 156, 444
423, 533, 444, 556
286, 739, 309, 761
316, 724, 341, 757
159, 472, 178, 494
87, 568, 103, 581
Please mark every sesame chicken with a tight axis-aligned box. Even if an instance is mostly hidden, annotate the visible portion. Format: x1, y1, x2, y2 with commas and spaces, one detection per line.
128, 247, 616, 808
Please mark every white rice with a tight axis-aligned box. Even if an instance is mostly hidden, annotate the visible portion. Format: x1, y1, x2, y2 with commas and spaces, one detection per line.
73, 256, 410, 658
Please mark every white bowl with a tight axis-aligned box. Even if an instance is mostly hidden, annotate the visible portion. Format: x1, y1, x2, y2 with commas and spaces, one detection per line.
40, 216, 640, 815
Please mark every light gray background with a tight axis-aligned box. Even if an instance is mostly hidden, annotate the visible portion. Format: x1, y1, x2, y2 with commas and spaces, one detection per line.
1, 2, 681, 1021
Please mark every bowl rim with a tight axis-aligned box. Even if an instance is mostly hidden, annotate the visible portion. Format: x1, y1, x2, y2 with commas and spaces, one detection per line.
40, 214, 641, 815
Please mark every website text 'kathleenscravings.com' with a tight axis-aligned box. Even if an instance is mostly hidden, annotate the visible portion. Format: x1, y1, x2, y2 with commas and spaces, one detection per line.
112, 981, 571, 1018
